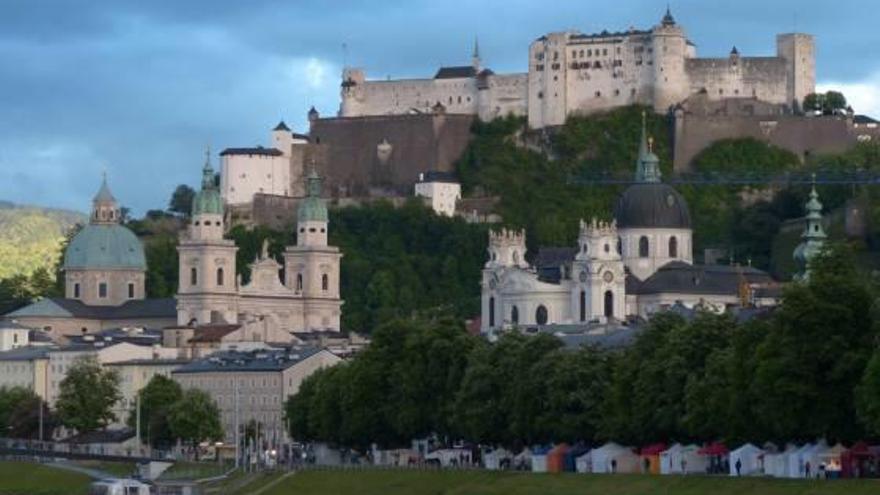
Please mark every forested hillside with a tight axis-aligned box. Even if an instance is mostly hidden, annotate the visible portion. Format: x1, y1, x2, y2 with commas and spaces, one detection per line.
457, 105, 880, 275
0, 204, 84, 280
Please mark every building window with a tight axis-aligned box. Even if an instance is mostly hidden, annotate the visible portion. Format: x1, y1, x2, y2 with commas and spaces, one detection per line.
73, 283, 80, 299
190, 268, 198, 286
296, 274, 303, 291
604, 291, 614, 318
580, 290, 586, 322
489, 297, 495, 327
669, 236, 678, 258
535, 305, 548, 325
639, 236, 650, 258
322, 274, 329, 291
511, 305, 519, 325
217, 268, 224, 286
98, 282, 107, 298
128, 283, 135, 299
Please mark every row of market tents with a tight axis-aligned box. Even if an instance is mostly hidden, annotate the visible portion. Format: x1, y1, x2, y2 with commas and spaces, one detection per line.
503, 441, 878, 478
366, 440, 880, 479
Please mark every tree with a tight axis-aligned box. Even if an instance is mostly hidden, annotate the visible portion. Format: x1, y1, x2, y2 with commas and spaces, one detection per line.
0, 386, 34, 431
128, 375, 182, 448
7, 394, 56, 440
168, 389, 223, 457
856, 347, 880, 436
751, 244, 874, 443
168, 185, 195, 216
56, 356, 121, 433
803, 91, 848, 115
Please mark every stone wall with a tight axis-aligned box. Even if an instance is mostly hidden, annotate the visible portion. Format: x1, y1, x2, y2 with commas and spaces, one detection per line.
673, 100, 880, 171
309, 113, 475, 197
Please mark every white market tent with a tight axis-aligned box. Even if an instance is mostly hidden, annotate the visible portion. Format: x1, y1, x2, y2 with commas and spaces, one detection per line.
591, 443, 640, 474
786, 443, 814, 478
575, 450, 593, 473
659, 444, 708, 474
729, 443, 765, 476
483, 448, 512, 470
765, 445, 798, 478
799, 442, 831, 478
531, 447, 550, 473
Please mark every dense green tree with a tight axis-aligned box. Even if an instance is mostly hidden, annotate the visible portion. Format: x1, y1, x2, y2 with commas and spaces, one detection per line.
751, 244, 875, 443
6, 393, 55, 440
168, 389, 223, 457
168, 185, 196, 216
56, 356, 121, 433
0, 386, 34, 431
856, 347, 880, 436
128, 375, 183, 448
804, 91, 848, 115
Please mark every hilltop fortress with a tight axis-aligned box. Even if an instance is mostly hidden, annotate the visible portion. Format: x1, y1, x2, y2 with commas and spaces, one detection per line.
338, 8, 815, 129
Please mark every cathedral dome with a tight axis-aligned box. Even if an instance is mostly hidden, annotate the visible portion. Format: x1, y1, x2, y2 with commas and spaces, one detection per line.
615, 183, 691, 229
615, 113, 691, 229
63, 224, 146, 270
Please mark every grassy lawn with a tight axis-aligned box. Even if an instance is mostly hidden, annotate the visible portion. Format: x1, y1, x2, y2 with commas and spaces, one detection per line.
70, 460, 136, 477
159, 461, 231, 481
0, 461, 92, 495
256, 470, 880, 495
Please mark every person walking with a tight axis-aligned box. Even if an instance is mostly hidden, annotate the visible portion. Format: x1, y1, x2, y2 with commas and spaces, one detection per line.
735, 458, 742, 476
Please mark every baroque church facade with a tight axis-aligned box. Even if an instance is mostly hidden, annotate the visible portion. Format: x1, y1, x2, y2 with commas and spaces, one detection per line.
480, 118, 780, 333
177, 153, 343, 333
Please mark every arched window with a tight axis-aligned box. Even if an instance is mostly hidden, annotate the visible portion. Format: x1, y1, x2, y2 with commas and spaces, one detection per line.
579, 290, 586, 322
669, 236, 678, 258
639, 236, 649, 258
217, 268, 224, 286
535, 305, 548, 325
322, 274, 329, 291
489, 297, 496, 327
73, 283, 80, 299
296, 274, 303, 291
511, 305, 519, 325
190, 268, 197, 286
604, 290, 614, 318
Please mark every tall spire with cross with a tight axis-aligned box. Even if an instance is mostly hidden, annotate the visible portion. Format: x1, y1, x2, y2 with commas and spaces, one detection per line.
635, 112, 662, 183
793, 174, 827, 280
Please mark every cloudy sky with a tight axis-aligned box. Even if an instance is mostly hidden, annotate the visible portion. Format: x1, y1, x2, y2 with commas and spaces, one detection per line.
1, 0, 878, 215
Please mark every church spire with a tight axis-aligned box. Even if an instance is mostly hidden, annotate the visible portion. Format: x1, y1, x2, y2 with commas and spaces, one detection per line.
793, 174, 827, 280
635, 112, 662, 183
472, 36, 481, 71
201, 145, 216, 191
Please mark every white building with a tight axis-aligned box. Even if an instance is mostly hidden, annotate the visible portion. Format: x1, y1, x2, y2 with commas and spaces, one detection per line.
415, 171, 461, 217
177, 156, 343, 334
0, 321, 30, 351
338, 9, 814, 129
172, 346, 341, 444
480, 118, 779, 332
220, 122, 309, 206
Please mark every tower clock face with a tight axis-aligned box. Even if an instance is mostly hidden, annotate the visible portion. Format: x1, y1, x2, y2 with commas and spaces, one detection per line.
603, 271, 614, 283
579, 271, 587, 283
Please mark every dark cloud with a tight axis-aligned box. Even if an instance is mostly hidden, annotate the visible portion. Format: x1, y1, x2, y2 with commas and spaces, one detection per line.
0, 0, 877, 214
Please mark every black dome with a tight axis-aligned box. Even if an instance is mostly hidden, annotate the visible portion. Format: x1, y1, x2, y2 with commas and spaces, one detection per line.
614, 183, 691, 229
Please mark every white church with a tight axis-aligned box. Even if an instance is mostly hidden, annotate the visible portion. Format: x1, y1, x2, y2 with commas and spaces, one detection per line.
480, 118, 780, 333
177, 152, 343, 333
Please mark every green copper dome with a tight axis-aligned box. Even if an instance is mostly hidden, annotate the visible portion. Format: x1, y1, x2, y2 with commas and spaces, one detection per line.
192, 150, 224, 216
64, 224, 146, 270
297, 170, 328, 223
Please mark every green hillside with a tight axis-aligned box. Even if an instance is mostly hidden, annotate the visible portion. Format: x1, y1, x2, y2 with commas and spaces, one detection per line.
0, 203, 85, 280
